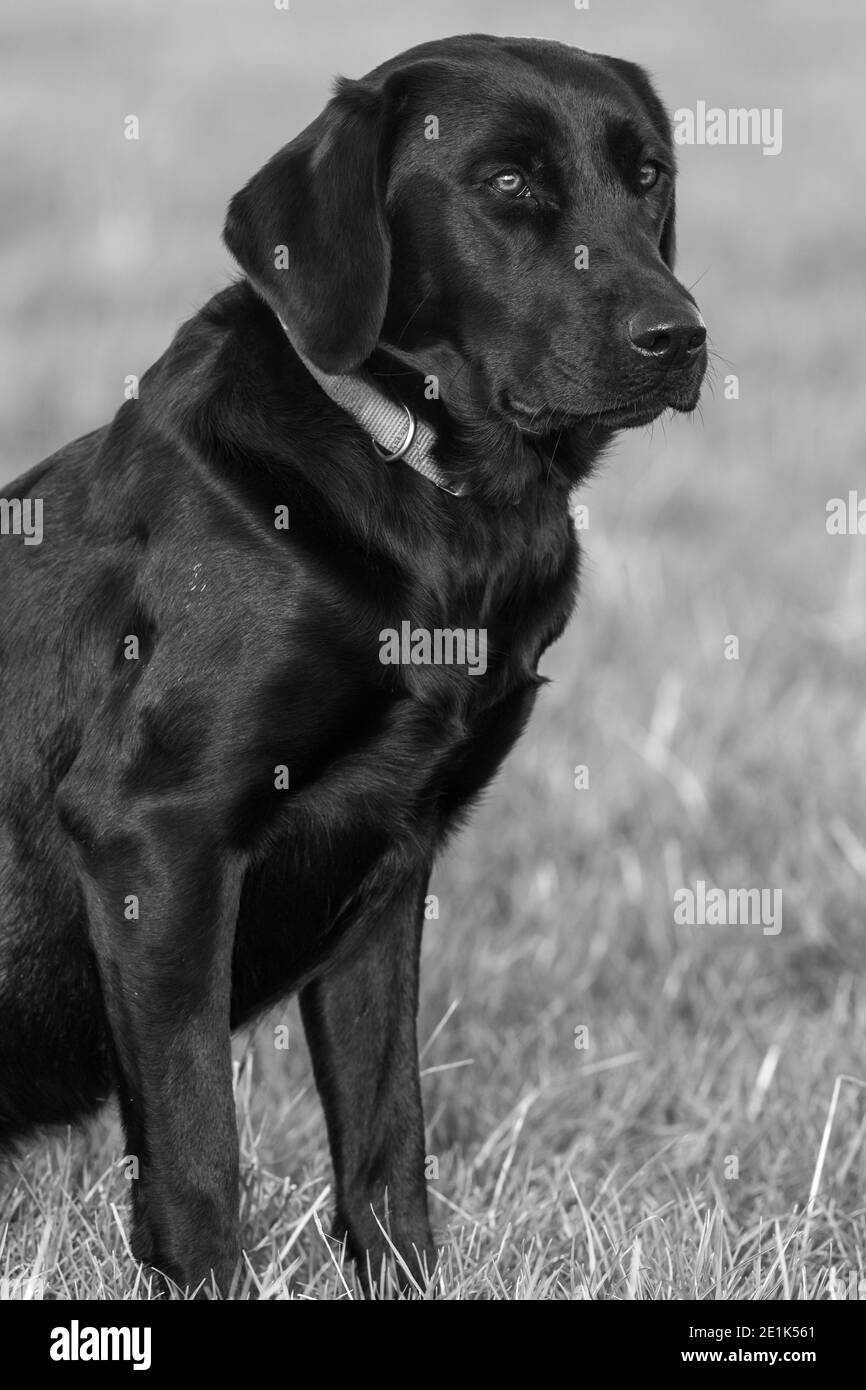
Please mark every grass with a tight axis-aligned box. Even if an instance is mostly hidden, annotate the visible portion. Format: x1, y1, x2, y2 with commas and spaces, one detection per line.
2, 0, 865, 1299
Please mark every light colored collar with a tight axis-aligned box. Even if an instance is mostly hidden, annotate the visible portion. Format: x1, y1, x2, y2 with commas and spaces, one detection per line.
277, 317, 465, 496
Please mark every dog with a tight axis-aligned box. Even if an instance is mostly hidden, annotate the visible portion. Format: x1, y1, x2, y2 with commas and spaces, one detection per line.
0, 33, 706, 1294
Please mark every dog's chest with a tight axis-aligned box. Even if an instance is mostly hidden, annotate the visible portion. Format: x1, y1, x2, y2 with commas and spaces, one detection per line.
231, 657, 542, 1019
227, 492, 579, 1015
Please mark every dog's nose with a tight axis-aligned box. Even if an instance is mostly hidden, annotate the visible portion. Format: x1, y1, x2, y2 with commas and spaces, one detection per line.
627, 305, 706, 366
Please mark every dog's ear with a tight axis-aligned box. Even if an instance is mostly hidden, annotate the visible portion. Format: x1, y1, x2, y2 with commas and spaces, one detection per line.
225, 68, 426, 373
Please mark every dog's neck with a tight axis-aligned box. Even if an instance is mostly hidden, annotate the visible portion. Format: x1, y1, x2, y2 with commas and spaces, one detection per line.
276, 312, 607, 507
276, 316, 466, 497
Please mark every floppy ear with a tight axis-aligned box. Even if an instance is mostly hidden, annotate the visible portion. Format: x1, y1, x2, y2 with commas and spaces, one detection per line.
224, 77, 395, 373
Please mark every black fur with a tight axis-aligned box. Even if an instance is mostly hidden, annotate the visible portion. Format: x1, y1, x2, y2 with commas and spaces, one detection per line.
0, 34, 705, 1293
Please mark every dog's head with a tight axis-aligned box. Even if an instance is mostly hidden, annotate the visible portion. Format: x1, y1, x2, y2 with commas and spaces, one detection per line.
225, 35, 706, 460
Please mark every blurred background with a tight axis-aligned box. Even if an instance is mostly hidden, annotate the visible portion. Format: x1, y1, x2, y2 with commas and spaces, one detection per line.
2, 0, 865, 1298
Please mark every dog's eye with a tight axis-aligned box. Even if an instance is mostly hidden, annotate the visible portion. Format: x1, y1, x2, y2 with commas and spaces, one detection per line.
638, 161, 660, 190
489, 169, 530, 198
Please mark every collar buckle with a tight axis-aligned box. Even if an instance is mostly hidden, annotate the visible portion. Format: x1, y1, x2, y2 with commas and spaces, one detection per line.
372, 404, 417, 463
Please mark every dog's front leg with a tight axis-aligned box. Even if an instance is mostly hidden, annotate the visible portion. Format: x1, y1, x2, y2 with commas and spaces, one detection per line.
60, 787, 244, 1296
300, 867, 436, 1294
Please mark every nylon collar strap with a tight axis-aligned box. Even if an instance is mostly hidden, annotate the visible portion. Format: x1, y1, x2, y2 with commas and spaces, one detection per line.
277, 317, 465, 497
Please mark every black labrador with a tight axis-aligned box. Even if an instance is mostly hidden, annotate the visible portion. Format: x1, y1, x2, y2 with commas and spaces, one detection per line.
0, 34, 706, 1294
